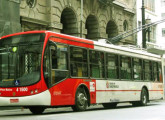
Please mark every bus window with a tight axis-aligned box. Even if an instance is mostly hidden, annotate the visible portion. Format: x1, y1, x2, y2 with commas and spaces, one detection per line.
143, 60, 152, 81
51, 46, 57, 69
50, 43, 68, 85
106, 53, 119, 79
133, 58, 142, 80
0, 52, 16, 80
158, 62, 163, 82
153, 62, 159, 82
89, 50, 104, 78
120, 56, 132, 80
70, 47, 88, 77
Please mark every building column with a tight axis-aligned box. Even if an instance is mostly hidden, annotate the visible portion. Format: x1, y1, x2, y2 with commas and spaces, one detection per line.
0, 0, 21, 37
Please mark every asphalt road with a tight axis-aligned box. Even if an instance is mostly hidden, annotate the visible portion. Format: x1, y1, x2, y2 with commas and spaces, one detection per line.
0, 100, 165, 120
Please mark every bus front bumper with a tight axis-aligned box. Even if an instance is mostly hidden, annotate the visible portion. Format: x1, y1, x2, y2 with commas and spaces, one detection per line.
0, 90, 51, 106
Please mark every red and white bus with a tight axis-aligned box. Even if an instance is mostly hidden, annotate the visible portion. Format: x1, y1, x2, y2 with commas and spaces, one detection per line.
0, 31, 164, 114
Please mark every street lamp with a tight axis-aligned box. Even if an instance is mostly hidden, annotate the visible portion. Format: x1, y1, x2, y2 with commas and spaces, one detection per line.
146, 18, 151, 42
142, 0, 146, 48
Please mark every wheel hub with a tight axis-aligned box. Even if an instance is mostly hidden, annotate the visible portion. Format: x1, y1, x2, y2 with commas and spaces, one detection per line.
143, 95, 147, 104
77, 93, 87, 106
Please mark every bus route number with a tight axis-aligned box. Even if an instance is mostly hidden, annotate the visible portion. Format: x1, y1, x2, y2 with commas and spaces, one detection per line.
16, 87, 28, 92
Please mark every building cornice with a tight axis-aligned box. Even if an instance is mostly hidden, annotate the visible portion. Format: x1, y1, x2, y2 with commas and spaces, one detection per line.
113, 0, 135, 14
21, 16, 49, 26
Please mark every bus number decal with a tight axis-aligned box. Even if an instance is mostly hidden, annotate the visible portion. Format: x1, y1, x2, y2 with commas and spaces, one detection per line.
16, 87, 28, 92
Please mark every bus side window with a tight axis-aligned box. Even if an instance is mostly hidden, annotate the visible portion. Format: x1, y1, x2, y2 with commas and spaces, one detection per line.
133, 58, 142, 80
153, 62, 159, 82
70, 47, 88, 77
158, 62, 163, 82
89, 50, 104, 78
143, 60, 152, 81
120, 56, 132, 80
106, 53, 119, 79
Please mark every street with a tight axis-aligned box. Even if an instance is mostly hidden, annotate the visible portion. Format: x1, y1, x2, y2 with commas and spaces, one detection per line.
0, 100, 165, 120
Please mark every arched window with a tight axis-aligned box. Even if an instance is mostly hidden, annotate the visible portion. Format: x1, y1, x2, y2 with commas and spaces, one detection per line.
106, 20, 118, 38
123, 20, 128, 31
61, 8, 78, 36
85, 15, 99, 40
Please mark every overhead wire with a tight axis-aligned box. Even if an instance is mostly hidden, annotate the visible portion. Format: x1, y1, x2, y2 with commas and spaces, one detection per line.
107, 19, 165, 44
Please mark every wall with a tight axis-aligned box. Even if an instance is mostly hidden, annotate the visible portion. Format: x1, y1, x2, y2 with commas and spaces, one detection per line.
0, 0, 21, 37
19, 0, 136, 44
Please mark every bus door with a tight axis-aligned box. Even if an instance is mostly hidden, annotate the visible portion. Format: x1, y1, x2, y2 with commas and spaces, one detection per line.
50, 43, 68, 85
50, 46, 56, 85
49, 42, 70, 105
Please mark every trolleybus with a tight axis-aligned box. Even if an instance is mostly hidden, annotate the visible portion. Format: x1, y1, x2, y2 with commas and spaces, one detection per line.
0, 31, 164, 114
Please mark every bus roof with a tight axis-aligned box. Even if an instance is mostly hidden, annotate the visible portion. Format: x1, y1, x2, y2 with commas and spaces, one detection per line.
46, 31, 161, 60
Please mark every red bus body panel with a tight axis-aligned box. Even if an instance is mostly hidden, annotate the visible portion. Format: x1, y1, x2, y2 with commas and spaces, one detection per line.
46, 31, 96, 106
47, 32, 94, 49
0, 79, 47, 97
49, 79, 96, 106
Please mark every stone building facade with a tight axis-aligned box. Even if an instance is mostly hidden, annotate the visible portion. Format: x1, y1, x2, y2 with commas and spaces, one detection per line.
1, 0, 137, 45
0, 0, 21, 37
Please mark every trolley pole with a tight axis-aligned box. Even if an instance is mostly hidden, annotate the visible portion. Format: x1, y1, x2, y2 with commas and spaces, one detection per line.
142, 0, 146, 48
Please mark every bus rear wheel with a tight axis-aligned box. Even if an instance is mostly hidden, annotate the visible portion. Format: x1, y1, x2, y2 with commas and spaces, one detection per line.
132, 88, 148, 106
140, 88, 148, 106
29, 106, 45, 114
72, 88, 88, 112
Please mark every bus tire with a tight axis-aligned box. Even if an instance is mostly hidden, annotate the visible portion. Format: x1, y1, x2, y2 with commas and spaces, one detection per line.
102, 103, 117, 109
72, 88, 88, 112
139, 88, 148, 106
29, 106, 45, 114
132, 89, 148, 107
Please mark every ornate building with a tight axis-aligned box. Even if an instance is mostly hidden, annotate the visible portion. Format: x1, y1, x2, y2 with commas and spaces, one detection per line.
0, 0, 21, 37
0, 0, 137, 45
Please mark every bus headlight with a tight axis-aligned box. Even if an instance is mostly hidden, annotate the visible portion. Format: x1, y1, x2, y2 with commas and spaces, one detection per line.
35, 89, 38, 93
30, 90, 34, 94
30, 89, 39, 94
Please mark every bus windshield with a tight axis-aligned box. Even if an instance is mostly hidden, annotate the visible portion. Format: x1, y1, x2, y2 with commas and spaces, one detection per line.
0, 33, 45, 87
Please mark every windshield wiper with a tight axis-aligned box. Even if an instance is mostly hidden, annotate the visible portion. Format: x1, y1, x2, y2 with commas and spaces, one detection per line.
0, 47, 12, 55
0, 48, 7, 51
0, 52, 11, 55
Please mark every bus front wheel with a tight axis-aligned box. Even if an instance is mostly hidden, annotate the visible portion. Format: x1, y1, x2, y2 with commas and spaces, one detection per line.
72, 88, 88, 112
29, 106, 45, 114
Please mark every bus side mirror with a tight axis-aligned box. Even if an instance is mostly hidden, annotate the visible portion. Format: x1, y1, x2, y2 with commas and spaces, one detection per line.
49, 40, 57, 50
49, 40, 61, 58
